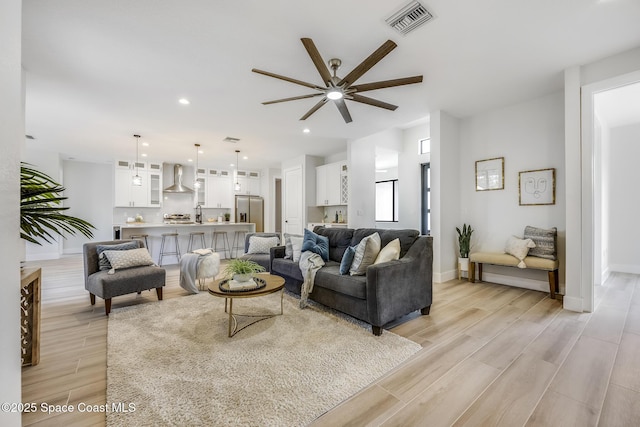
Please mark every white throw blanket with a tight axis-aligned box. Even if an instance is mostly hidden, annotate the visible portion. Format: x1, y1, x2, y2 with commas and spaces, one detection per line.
179, 250, 220, 294
299, 251, 325, 308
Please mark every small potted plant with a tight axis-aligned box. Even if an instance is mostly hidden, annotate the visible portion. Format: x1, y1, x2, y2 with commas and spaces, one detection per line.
224, 212, 231, 222
223, 258, 265, 282
456, 223, 474, 275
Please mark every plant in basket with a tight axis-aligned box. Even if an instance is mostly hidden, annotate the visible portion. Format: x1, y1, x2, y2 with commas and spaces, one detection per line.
223, 258, 265, 282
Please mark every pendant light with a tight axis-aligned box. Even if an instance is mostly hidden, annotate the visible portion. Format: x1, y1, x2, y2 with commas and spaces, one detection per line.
132, 134, 142, 186
193, 143, 201, 189
234, 150, 241, 192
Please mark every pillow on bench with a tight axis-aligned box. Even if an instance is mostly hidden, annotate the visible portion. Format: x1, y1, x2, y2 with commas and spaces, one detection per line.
524, 226, 557, 260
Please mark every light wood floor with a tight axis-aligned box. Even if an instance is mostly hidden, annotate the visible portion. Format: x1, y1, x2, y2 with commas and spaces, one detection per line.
22, 256, 640, 426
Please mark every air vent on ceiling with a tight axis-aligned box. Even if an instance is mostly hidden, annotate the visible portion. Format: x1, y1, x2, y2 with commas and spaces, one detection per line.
386, 1, 433, 35
223, 136, 240, 143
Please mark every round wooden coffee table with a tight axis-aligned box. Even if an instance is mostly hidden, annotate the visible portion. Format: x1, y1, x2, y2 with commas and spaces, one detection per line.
208, 273, 285, 337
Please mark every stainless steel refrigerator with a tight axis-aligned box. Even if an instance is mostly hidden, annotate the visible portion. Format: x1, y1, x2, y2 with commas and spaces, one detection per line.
235, 195, 264, 232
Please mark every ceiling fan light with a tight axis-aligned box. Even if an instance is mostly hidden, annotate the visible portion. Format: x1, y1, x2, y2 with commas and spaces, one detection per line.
327, 89, 343, 100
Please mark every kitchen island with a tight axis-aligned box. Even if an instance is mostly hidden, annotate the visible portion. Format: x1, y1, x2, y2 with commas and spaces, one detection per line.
114, 222, 256, 264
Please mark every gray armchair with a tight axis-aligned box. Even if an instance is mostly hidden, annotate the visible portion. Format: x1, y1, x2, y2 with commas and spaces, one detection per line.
82, 239, 166, 315
239, 232, 281, 272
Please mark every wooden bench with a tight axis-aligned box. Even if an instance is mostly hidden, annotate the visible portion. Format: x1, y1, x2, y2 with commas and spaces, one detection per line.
469, 252, 559, 299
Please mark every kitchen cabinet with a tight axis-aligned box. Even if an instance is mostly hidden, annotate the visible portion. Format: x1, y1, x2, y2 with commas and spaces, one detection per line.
206, 169, 233, 208
316, 161, 346, 206
114, 160, 148, 207
114, 160, 163, 207
194, 167, 207, 207
235, 170, 261, 196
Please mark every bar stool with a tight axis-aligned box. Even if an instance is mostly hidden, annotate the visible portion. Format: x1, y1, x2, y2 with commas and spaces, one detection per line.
211, 231, 231, 259
129, 234, 149, 249
159, 232, 181, 266
187, 231, 206, 252
232, 230, 247, 258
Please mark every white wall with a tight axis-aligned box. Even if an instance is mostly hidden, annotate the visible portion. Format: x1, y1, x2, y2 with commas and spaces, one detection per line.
608, 123, 640, 273
398, 123, 430, 230
459, 93, 566, 292
0, 0, 23, 424
431, 111, 461, 282
62, 160, 114, 253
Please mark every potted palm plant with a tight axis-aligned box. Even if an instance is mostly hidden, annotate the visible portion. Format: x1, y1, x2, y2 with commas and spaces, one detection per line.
456, 223, 473, 276
222, 258, 265, 282
21, 163, 95, 245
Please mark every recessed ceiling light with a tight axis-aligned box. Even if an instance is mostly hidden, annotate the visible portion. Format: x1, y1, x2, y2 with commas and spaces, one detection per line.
243, 156, 248, 160
142, 142, 149, 147
198, 150, 204, 154
178, 98, 190, 105
188, 158, 193, 162
230, 163, 235, 167
141, 153, 148, 157
303, 128, 310, 133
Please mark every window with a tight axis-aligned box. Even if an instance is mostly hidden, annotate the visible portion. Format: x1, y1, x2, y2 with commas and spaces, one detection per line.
421, 163, 430, 235
376, 179, 398, 222
419, 138, 430, 154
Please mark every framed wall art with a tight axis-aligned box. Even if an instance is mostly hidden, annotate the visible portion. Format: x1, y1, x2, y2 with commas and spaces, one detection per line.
475, 157, 504, 191
519, 168, 555, 205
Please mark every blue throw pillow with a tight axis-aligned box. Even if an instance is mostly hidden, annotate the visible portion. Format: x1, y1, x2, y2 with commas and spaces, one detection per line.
339, 246, 356, 275
301, 229, 329, 261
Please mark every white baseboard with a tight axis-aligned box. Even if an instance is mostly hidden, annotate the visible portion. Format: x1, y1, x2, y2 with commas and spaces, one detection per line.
434, 269, 457, 283
25, 252, 60, 261
479, 272, 549, 293
601, 267, 611, 284
609, 264, 640, 274
563, 296, 584, 312
62, 247, 83, 255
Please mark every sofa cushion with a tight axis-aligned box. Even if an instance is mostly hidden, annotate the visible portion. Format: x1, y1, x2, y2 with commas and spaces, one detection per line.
271, 258, 304, 282
86, 265, 165, 299
314, 263, 367, 300
339, 246, 356, 275
96, 241, 139, 270
102, 248, 155, 274
314, 227, 354, 262
247, 236, 279, 254
374, 238, 400, 264
283, 233, 303, 259
350, 232, 381, 276
301, 229, 329, 261
523, 226, 557, 260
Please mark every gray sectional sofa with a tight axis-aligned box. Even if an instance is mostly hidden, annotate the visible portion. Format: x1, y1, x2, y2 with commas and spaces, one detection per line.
270, 227, 433, 335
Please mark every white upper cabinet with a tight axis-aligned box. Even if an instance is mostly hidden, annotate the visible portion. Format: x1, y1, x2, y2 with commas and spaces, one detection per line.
114, 161, 163, 208
114, 160, 149, 207
316, 161, 345, 206
234, 170, 261, 196
206, 169, 233, 208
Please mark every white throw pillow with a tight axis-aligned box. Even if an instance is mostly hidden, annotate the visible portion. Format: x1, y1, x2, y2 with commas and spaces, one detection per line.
247, 236, 279, 254
290, 236, 304, 263
284, 233, 303, 259
350, 232, 381, 276
504, 236, 536, 268
102, 248, 155, 274
374, 238, 400, 265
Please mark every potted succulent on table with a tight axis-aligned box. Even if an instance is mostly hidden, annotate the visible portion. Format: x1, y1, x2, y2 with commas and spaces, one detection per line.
456, 223, 474, 277
223, 258, 265, 282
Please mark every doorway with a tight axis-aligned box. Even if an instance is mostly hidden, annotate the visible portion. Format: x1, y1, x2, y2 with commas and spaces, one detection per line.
275, 178, 282, 233
582, 71, 640, 311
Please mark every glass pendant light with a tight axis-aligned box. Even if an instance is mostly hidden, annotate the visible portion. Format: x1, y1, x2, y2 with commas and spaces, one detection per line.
193, 143, 201, 189
234, 150, 241, 192
132, 134, 142, 186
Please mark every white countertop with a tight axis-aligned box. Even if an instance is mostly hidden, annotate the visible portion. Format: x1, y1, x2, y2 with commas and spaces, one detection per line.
116, 222, 255, 228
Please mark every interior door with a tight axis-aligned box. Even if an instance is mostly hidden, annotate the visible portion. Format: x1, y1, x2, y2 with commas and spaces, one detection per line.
283, 165, 303, 235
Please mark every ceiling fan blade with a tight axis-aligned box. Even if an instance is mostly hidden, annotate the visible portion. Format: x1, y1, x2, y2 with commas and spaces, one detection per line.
300, 98, 328, 121
338, 40, 397, 88
334, 98, 353, 123
350, 75, 423, 92
301, 38, 332, 86
262, 93, 324, 105
252, 68, 324, 90
350, 94, 398, 111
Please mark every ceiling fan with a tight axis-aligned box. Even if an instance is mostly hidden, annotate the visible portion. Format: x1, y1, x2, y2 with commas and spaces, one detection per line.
252, 38, 423, 124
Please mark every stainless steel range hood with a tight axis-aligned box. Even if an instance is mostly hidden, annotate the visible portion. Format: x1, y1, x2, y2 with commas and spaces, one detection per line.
163, 164, 194, 193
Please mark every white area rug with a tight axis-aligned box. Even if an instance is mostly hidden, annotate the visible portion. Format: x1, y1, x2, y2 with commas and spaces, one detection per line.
107, 292, 420, 426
